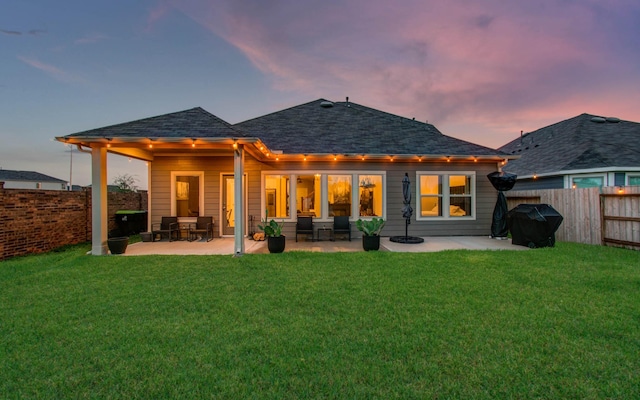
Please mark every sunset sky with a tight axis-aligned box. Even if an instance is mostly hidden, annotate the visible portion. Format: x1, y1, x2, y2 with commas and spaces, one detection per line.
2, 0, 639, 188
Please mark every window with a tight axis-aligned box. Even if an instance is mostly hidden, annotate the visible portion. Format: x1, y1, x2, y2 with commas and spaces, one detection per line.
628, 175, 640, 186
449, 175, 472, 217
296, 174, 321, 217
419, 175, 442, 217
417, 172, 474, 219
171, 171, 204, 218
262, 171, 386, 221
175, 176, 200, 217
264, 174, 290, 218
328, 175, 352, 217
572, 176, 604, 188
358, 174, 383, 217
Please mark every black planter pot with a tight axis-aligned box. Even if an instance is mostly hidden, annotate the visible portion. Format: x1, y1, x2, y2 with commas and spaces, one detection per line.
362, 235, 380, 251
107, 237, 129, 255
267, 235, 286, 253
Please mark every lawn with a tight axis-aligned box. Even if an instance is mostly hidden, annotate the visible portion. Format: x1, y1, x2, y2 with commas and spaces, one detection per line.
1, 243, 639, 399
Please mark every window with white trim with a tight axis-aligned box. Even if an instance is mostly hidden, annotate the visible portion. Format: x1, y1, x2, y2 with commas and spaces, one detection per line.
627, 175, 640, 186
171, 171, 204, 218
417, 172, 475, 219
571, 176, 604, 188
262, 171, 386, 220
264, 174, 290, 218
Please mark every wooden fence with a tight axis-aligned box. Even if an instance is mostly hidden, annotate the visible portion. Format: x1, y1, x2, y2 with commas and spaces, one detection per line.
506, 186, 640, 250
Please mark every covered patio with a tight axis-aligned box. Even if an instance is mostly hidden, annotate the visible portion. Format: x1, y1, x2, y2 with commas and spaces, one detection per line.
122, 236, 527, 255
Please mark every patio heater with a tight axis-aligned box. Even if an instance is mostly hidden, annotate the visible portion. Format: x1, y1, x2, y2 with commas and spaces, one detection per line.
487, 171, 517, 239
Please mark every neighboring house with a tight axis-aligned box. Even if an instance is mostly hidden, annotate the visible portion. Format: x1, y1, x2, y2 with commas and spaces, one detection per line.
499, 114, 640, 190
56, 98, 515, 255
0, 169, 67, 190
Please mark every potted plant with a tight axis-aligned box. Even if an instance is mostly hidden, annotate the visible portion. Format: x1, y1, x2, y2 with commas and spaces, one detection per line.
258, 213, 286, 253
356, 217, 385, 251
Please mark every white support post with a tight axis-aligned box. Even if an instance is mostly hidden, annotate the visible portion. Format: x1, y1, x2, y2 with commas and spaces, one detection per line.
91, 147, 108, 255
233, 145, 245, 255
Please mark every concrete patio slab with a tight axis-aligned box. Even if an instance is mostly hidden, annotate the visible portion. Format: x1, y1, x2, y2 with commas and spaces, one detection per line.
122, 236, 527, 256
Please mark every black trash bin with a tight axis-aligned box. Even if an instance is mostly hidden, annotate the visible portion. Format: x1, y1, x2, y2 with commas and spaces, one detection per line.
115, 210, 148, 235
507, 204, 563, 248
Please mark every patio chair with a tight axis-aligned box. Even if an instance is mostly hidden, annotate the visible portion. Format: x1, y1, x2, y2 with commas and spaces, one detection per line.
333, 215, 351, 241
151, 216, 179, 242
188, 216, 214, 242
296, 216, 314, 242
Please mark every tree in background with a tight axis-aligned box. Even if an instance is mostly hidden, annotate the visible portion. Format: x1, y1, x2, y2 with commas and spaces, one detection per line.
113, 173, 138, 192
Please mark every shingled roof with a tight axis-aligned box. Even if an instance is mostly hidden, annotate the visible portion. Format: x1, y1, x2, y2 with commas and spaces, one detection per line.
64, 107, 247, 139
234, 99, 505, 157
0, 169, 66, 183
499, 114, 640, 177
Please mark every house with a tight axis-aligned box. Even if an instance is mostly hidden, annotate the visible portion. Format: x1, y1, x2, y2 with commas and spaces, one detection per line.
56, 98, 515, 255
498, 114, 640, 190
0, 169, 67, 190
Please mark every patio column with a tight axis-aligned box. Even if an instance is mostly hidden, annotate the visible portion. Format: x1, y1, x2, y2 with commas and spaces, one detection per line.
91, 146, 108, 255
233, 145, 245, 255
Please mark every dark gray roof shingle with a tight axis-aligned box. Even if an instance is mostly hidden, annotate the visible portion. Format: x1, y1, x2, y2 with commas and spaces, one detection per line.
234, 99, 505, 156
0, 169, 66, 183
65, 107, 247, 139
499, 113, 640, 176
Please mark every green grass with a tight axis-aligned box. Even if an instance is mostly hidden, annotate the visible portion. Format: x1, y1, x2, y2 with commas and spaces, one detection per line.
1, 243, 639, 399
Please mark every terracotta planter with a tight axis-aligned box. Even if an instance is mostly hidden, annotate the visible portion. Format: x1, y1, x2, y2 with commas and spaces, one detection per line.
362, 235, 380, 251
108, 237, 129, 255
267, 235, 286, 253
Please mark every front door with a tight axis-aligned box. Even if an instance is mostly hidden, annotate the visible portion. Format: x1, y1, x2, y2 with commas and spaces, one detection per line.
222, 174, 235, 236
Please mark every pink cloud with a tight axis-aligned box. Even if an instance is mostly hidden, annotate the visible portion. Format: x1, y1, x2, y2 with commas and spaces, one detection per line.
17, 55, 86, 84
169, 0, 640, 147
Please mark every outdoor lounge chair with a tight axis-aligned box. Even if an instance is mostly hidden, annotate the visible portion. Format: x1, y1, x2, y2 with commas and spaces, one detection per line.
296, 216, 314, 242
188, 216, 214, 242
333, 215, 351, 241
151, 216, 180, 242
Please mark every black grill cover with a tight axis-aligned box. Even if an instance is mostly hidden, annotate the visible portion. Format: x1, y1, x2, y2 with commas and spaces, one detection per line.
507, 204, 563, 248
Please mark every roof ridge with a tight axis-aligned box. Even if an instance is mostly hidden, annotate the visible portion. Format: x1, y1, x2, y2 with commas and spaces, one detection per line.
235, 99, 331, 125
334, 100, 438, 131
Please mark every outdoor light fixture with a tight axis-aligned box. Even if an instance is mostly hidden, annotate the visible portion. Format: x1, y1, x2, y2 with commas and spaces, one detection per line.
303, 154, 307, 161
333, 155, 337, 161
106, 138, 112, 148
232, 141, 238, 149
533, 173, 538, 179
191, 139, 196, 148
446, 156, 451, 162
618, 186, 625, 194
418, 155, 422, 162
148, 139, 154, 148
361, 155, 365, 161
473, 157, 478, 162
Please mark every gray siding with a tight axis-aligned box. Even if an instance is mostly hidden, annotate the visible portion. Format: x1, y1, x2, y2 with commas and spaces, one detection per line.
512, 176, 564, 190
149, 155, 501, 238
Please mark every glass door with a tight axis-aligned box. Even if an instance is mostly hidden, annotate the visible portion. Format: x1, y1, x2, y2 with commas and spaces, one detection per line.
222, 174, 235, 236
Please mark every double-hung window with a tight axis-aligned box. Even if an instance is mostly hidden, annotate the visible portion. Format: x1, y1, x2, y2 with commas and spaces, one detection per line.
417, 172, 475, 219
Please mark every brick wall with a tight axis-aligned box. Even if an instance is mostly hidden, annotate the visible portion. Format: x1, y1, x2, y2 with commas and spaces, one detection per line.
0, 182, 148, 260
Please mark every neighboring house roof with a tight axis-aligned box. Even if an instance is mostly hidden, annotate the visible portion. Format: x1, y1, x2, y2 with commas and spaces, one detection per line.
0, 169, 66, 183
234, 99, 505, 157
499, 114, 640, 177
65, 107, 248, 139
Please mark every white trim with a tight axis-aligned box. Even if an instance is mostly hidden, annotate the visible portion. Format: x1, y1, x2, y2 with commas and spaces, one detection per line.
567, 173, 606, 189
260, 170, 387, 222
415, 171, 476, 221
170, 171, 205, 219
627, 174, 640, 186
